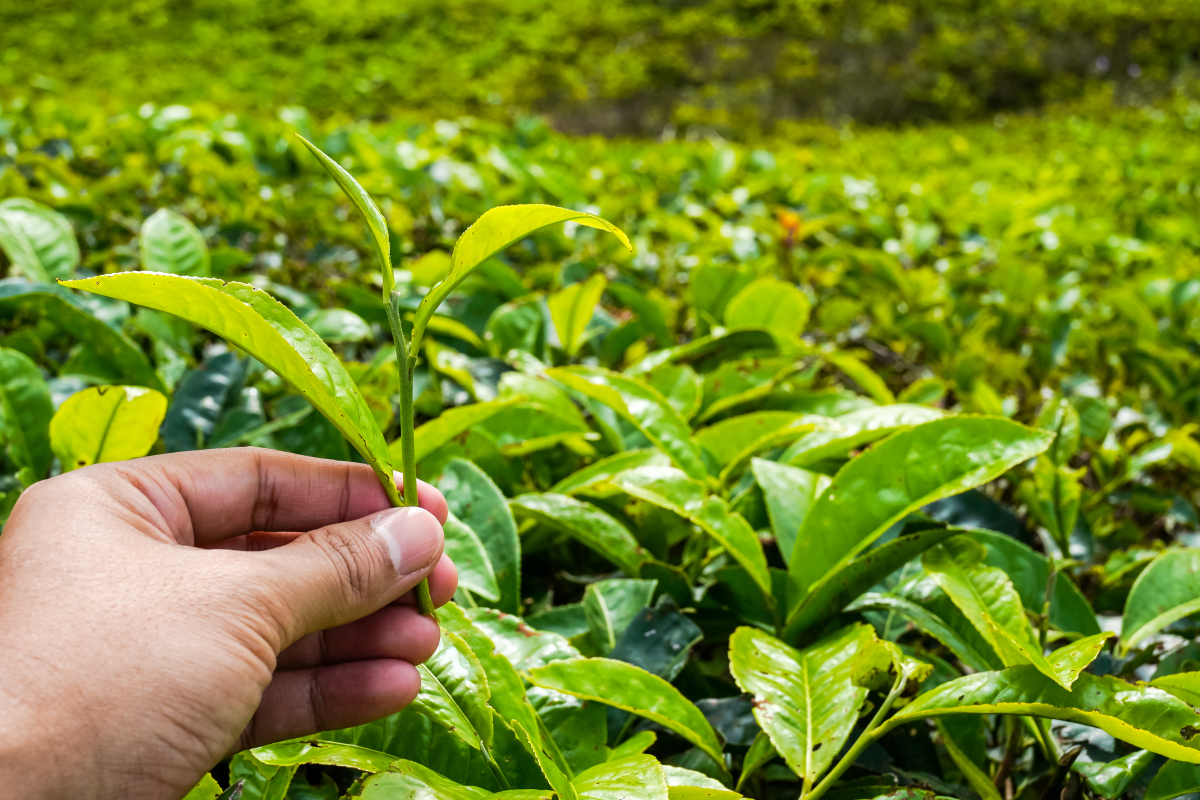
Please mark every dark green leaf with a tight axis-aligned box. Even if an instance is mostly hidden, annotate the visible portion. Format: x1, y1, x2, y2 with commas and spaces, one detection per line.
510, 493, 645, 576
526, 658, 725, 767
788, 417, 1054, 606
440, 457, 522, 613
0, 347, 53, 483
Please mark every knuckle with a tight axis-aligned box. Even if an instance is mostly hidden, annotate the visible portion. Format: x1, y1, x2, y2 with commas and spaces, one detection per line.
316, 526, 376, 605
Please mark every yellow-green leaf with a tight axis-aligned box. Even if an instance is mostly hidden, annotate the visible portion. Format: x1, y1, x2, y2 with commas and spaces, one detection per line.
50, 385, 167, 471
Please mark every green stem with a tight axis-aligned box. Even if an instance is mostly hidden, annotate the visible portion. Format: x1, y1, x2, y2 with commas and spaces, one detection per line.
387, 292, 436, 617
1039, 559, 1057, 651
803, 672, 909, 800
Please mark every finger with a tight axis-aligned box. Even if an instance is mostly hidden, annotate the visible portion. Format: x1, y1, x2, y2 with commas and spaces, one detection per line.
92, 447, 447, 545
392, 554, 458, 608
235, 659, 421, 752
249, 505, 444, 641
206, 479, 448, 552
277, 605, 441, 670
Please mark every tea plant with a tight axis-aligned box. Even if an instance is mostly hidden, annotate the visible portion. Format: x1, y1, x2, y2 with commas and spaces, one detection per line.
4, 101, 1200, 800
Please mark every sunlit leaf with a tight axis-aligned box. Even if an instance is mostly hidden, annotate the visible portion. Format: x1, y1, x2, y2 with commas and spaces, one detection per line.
412, 205, 630, 352
50, 385, 167, 471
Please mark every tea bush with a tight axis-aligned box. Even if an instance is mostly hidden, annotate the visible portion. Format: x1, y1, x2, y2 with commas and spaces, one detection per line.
3, 0, 1200, 133
5, 95, 1200, 800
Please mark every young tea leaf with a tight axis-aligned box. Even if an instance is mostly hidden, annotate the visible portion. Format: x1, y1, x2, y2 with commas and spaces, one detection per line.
296, 136, 394, 297
412, 205, 630, 353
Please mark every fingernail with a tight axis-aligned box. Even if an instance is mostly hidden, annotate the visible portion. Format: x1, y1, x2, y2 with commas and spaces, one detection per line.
371, 507, 443, 576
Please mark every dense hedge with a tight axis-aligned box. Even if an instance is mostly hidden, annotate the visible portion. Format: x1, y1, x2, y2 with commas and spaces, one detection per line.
2, 0, 1200, 134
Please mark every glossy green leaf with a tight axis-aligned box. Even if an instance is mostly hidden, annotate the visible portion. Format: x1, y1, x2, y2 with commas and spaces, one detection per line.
63, 273, 398, 499
412, 205, 630, 352
510, 493, 645, 576
788, 416, 1054, 605
1027, 457, 1084, 553
695, 412, 816, 466
319, 705, 495, 788
307, 308, 372, 343
922, 538, 1072, 685
437, 603, 552, 768
230, 750, 295, 800
694, 357, 805, 423
574, 755, 669, 800
444, 512, 501, 602
182, 774, 223, 800
890, 665, 1200, 763
1074, 749, 1154, 800
548, 366, 707, 480
551, 449, 670, 496
611, 466, 770, 597
716, 417, 833, 487
526, 658, 725, 766
847, 592, 996, 673
663, 766, 728, 792
162, 351, 251, 452
0, 347, 53, 484
608, 731, 656, 761
411, 630, 494, 751
1146, 758, 1200, 800
724, 278, 809, 335
1155, 673, 1200, 714
252, 739, 397, 772
0, 198, 79, 282
297, 135, 394, 297
751, 458, 830, 563
408, 398, 523, 463
439, 457, 521, 613
783, 525, 963, 643
140, 208, 210, 276
1049, 632, 1115, 688
357, 758, 536, 800
729, 624, 868, 782
583, 578, 658, 655
736, 732, 777, 792
466, 606, 580, 671
550, 273, 607, 357
610, 595, 702, 681
50, 385, 167, 471
966, 530, 1100, 636
1122, 549, 1200, 654
514, 721, 579, 800
780, 404, 943, 467
646, 366, 703, 421
0, 281, 162, 391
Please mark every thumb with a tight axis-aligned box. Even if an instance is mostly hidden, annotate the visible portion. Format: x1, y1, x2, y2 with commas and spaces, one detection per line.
251, 506, 444, 643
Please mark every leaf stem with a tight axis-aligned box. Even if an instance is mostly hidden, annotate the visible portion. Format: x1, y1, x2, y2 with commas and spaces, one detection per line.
802, 671, 908, 800
387, 291, 436, 617
1039, 559, 1057, 651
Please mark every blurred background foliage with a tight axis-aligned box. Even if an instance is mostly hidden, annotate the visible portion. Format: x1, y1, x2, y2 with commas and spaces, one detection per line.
3, 0, 1200, 136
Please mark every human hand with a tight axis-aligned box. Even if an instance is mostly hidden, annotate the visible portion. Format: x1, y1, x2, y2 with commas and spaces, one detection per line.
0, 448, 457, 800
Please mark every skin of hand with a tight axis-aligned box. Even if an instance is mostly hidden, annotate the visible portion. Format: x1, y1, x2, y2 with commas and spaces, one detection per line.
0, 447, 458, 800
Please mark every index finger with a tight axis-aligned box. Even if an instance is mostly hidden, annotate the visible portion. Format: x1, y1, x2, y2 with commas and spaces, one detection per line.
99, 447, 448, 546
